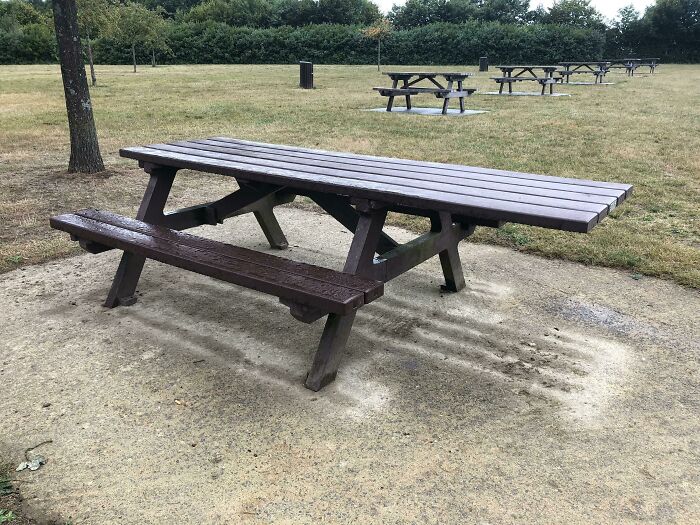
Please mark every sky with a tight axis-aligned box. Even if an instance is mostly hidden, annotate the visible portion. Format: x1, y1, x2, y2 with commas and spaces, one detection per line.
375, 0, 656, 21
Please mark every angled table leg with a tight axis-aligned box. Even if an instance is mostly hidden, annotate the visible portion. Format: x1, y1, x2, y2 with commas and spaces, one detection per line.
253, 205, 288, 249
433, 212, 466, 292
104, 164, 177, 308
305, 205, 387, 391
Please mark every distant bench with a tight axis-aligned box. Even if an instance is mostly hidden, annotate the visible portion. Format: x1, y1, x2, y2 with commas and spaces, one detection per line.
374, 71, 476, 114
492, 66, 562, 95
558, 61, 610, 84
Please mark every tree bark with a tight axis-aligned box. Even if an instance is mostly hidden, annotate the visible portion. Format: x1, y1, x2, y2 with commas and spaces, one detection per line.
52, 0, 104, 173
132, 44, 136, 72
86, 35, 96, 86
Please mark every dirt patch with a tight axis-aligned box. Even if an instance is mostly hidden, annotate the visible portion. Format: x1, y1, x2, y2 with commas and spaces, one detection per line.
1, 208, 699, 523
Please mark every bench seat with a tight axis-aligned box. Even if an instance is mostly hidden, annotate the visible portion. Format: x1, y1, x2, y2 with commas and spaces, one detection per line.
50, 209, 384, 316
435, 89, 477, 98
491, 77, 559, 84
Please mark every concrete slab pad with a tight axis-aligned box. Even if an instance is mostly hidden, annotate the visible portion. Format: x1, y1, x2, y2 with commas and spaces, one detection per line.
367, 107, 487, 116
2, 207, 699, 524
564, 82, 615, 86
481, 92, 571, 97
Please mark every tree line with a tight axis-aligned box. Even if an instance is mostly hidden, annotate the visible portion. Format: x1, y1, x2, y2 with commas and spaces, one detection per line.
1, 0, 699, 67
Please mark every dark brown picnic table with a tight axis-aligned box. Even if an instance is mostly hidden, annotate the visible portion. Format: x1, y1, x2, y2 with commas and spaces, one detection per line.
50, 137, 633, 392
374, 71, 476, 114
492, 66, 562, 95
558, 61, 610, 84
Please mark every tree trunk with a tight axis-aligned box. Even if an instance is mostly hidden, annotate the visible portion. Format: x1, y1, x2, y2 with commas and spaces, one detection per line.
87, 35, 96, 87
377, 39, 381, 72
52, 0, 104, 173
152, 49, 156, 67
132, 44, 136, 73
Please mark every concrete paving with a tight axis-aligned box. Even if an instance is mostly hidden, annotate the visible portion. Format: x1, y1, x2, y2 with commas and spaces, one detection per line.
1, 207, 698, 524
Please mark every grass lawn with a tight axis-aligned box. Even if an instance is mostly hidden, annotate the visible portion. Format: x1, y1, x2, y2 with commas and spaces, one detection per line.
0, 64, 698, 287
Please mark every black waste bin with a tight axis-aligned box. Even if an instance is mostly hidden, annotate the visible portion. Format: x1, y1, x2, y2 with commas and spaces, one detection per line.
479, 57, 489, 72
300, 61, 313, 89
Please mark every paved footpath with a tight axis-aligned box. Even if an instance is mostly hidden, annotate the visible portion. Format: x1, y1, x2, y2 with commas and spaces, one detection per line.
1, 207, 698, 524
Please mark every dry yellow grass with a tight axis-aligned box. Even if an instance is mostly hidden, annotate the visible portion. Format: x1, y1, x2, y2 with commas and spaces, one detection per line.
0, 64, 698, 287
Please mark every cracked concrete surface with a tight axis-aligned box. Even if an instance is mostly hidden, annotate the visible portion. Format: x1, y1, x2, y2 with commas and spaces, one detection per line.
1, 207, 698, 524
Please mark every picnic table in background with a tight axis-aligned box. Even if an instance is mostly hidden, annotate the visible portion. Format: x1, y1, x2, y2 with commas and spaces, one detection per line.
374, 72, 476, 114
491, 65, 562, 95
606, 58, 641, 76
50, 137, 633, 392
558, 61, 610, 84
638, 58, 660, 74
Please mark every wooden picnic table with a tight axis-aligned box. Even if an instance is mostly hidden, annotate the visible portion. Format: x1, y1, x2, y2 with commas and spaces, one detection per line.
605, 58, 641, 76
558, 61, 610, 84
50, 137, 633, 391
374, 71, 476, 114
492, 65, 562, 95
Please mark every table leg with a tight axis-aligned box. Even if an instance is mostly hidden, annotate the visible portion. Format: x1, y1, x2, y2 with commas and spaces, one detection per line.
253, 206, 288, 249
305, 206, 387, 391
403, 78, 411, 110
432, 212, 466, 292
104, 164, 176, 308
458, 80, 465, 112
499, 81, 504, 94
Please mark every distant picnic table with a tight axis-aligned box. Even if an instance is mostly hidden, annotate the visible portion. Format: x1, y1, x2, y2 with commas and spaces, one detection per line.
50, 137, 633, 392
492, 66, 562, 95
374, 72, 476, 114
558, 61, 610, 84
606, 58, 641, 76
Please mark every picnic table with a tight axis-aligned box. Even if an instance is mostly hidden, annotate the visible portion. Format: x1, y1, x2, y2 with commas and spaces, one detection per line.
492, 66, 562, 95
638, 58, 660, 74
558, 61, 610, 84
374, 72, 476, 114
606, 58, 641, 76
50, 137, 633, 391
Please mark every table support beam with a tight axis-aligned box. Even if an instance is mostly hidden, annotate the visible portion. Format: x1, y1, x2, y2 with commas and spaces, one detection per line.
309, 193, 399, 255
305, 206, 387, 391
369, 211, 474, 285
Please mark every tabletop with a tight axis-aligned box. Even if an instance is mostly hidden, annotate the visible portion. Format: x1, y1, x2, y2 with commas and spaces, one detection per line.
384, 72, 472, 79
121, 137, 632, 234
497, 65, 559, 70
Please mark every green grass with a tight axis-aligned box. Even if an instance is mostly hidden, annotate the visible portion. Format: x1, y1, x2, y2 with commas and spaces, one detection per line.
0, 64, 698, 287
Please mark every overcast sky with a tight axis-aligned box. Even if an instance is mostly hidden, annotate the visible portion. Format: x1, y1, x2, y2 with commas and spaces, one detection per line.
376, 0, 656, 21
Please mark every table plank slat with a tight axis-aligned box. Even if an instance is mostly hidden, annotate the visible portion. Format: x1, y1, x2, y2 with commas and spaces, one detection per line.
120, 145, 603, 232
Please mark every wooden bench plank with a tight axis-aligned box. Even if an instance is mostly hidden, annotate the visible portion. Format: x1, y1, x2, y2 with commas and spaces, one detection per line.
174, 140, 618, 209
120, 146, 603, 232
50, 212, 384, 314
205, 137, 633, 198
75, 209, 384, 303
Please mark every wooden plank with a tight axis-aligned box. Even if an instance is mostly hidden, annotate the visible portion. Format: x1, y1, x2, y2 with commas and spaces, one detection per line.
74, 209, 383, 303
200, 137, 633, 198
119, 146, 601, 232
181, 140, 620, 205
50, 213, 381, 314
146, 143, 612, 217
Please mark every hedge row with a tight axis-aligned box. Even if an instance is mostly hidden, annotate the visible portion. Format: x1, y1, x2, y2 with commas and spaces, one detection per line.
0, 21, 606, 66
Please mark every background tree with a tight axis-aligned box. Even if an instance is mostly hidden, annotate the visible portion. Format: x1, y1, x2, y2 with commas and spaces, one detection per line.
544, 0, 606, 30
77, 0, 115, 85
145, 9, 171, 66
52, 0, 104, 173
362, 17, 392, 70
114, 1, 168, 72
